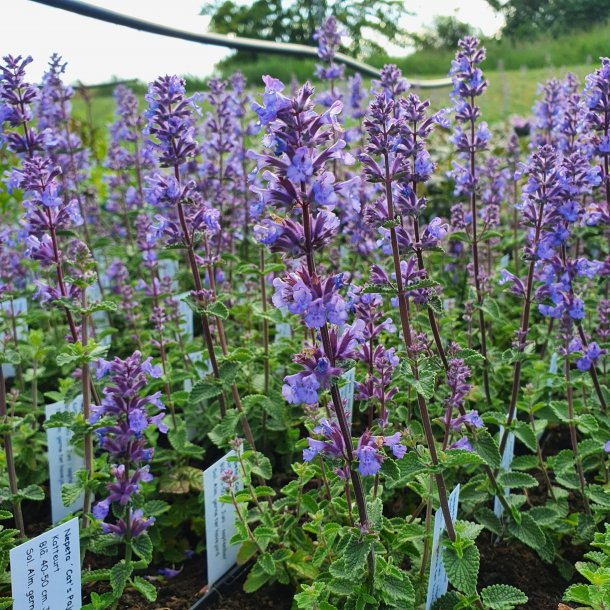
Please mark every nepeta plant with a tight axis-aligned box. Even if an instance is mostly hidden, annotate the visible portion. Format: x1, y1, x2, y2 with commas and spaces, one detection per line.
85, 352, 166, 608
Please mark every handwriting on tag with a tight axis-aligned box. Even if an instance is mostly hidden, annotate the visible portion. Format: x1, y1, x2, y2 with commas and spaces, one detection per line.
10, 517, 81, 610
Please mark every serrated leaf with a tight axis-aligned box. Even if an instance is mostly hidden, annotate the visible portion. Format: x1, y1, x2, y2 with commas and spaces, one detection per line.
110, 560, 132, 597
481, 584, 528, 609
188, 379, 222, 403
208, 301, 229, 320
132, 576, 157, 602
343, 535, 370, 578
257, 552, 276, 576
456, 348, 485, 366
442, 542, 479, 595
512, 422, 537, 452
61, 483, 83, 507
142, 500, 170, 517
475, 507, 502, 536
507, 513, 545, 550
563, 583, 592, 605
243, 563, 270, 593
431, 592, 462, 610
471, 429, 501, 469
497, 472, 538, 489
131, 534, 152, 563
19, 484, 44, 501
237, 540, 258, 564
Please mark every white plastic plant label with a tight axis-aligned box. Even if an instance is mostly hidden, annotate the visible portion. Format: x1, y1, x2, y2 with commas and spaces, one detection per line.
10, 516, 81, 610
339, 367, 356, 428
274, 322, 292, 343
177, 291, 194, 340
88, 284, 111, 347
547, 351, 559, 386
46, 396, 85, 523
1, 296, 28, 378
158, 258, 179, 291
425, 484, 460, 610
494, 427, 515, 519
184, 351, 212, 393
204, 450, 242, 587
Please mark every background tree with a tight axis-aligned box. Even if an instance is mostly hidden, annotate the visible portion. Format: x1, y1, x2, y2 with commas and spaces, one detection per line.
485, 0, 610, 39
411, 16, 480, 51
200, 0, 410, 58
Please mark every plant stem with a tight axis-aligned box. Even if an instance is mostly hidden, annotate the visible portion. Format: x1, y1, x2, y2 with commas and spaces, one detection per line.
382, 152, 456, 542
81, 289, 94, 526
468, 103, 491, 403
565, 341, 591, 515
0, 366, 25, 537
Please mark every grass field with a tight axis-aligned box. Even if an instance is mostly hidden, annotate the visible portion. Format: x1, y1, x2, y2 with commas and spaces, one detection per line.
70, 62, 596, 144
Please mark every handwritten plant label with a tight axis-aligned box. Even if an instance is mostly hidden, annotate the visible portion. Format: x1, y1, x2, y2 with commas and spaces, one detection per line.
1, 296, 28, 378
494, 427, 515, 519
10, 516, 81, 610
425, 484, 460, 610
204, 450, 242, 587
339, 367, 356, 428
177, 291, 194, 340
46, 396, 85, 523
158, 258, 179, 291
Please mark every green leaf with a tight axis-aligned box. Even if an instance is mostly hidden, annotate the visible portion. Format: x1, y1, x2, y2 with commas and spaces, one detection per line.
471, 429, 501, 469
257, 552, 276, 576
19, 484, 44, 502
45, 410, 75, 429
563, 583, 592, 605
475, 508, 502, 536
237, 540, 259, 564
343, 535, 370, 578
243, 563, 271, 593
61, 483, 83, 507
0, 511, 12, 521
110, 560, 132, 597
442, 542, 479, 595
131, 534, 153, 563
456, 348, 485, 366
132, 576, 157, 602
512, 422, 537, 452
497, 472, 539, 489
481, 584, 528, 609
507, 513, 545, 550
208, 301, 229, 320
189, 379, 222, 403
442, 449, 485, 469
142, 500, 170, 517
431, 592, 462, 610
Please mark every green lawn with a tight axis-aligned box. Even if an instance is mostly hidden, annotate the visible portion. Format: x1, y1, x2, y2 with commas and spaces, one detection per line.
70, 62, 597, 139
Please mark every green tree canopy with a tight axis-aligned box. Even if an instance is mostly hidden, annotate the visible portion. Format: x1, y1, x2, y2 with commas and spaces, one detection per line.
485, 0, 610, 39
411, 16, 480, 51
200, 0, 410, 58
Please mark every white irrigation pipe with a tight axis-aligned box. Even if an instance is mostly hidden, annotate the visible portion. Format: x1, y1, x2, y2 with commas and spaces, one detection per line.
30, 0, 453, 89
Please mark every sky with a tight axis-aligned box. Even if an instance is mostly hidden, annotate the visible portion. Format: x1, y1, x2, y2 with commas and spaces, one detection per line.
2, 0, 503, 84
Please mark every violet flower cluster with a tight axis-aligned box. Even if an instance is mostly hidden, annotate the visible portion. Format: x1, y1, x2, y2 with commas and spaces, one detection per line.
92, 351, 166, 537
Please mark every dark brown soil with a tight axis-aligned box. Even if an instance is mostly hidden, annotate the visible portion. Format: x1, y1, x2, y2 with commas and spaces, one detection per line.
477, 535, 579, 610
83, 558, 294, 610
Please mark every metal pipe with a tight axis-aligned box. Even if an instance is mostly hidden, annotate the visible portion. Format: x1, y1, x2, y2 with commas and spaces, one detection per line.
30, 0, 453, 89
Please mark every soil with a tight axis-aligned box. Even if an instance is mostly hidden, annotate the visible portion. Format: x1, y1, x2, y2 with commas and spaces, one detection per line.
83, 558, 294, 610
477, 535, 581, 610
